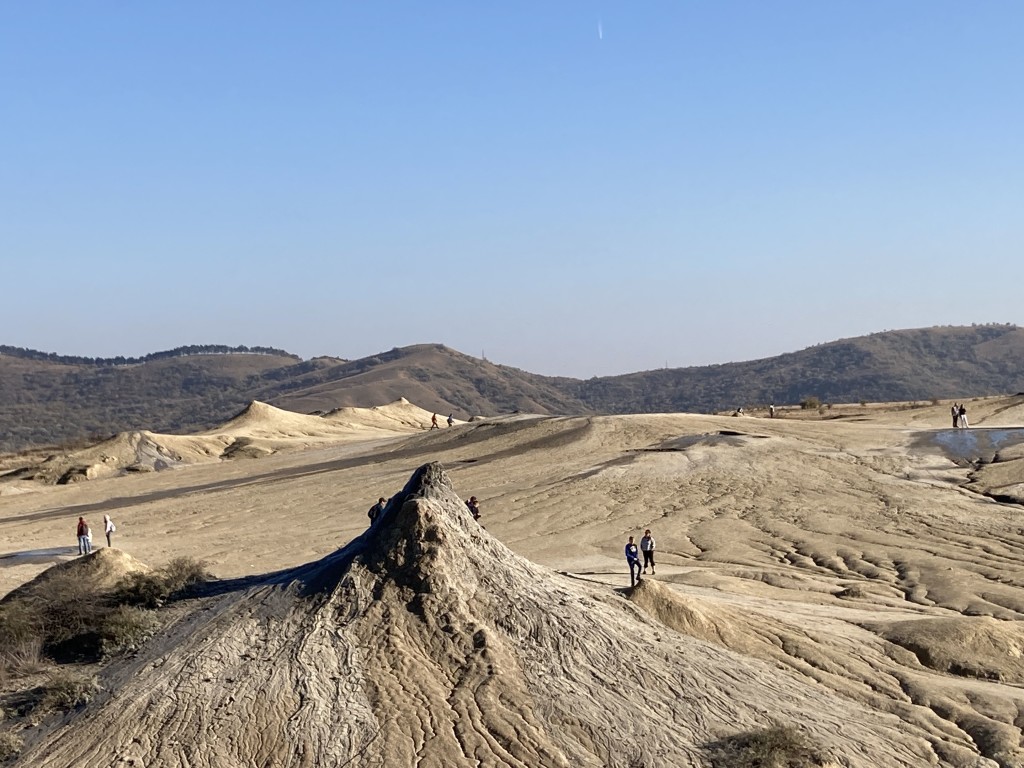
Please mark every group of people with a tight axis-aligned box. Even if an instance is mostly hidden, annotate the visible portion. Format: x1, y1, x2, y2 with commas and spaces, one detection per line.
366, 495, 482, 523
429, 413, 455, 429
624, 529, 656, 586
75, 515, 116, 555
951, 403, 969, 429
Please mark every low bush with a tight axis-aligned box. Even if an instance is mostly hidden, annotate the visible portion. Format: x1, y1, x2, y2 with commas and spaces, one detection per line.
705, 723, 829, 767
9, 669, 99, 719
0, 637, 46, 681
799, 397, 821, 410
36, 669, 99, 712
97, 605, 159, 655
0, 731, 23, 761
115, 557, 210, 608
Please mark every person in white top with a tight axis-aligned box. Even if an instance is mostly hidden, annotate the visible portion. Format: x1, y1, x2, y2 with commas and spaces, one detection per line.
103, 515, 117, 548
640, 529, 656, 574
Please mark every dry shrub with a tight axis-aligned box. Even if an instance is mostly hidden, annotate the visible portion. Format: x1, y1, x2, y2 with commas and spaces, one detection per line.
0, 731, 23, 761
705, 723, 829, 767
0, 637, 47, 681
160, 556, 211, 596
35, 669, 99, 713
115, 556, 210, 608
98, 605, 159, 655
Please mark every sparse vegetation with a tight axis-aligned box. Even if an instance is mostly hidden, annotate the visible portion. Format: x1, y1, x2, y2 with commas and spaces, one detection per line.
799, 397, 821, 410
97, 605, 160, 655
705, 723, 830, 767
115, 557, 210, 608
0, 731, 23, 761
0, 557, 209, 668
35, 669, 99, 713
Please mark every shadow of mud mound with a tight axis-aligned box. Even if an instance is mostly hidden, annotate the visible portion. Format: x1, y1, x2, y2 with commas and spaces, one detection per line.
12, 463, 956, 768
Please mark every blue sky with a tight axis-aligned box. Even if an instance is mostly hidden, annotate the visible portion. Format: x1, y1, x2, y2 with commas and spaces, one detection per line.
2, 3, 1021, 377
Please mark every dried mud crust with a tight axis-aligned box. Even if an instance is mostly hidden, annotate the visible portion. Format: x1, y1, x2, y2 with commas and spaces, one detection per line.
12, 463, 957, 768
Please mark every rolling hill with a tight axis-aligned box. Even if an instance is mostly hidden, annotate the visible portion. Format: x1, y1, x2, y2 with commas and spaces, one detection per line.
1, 324, 1022, 453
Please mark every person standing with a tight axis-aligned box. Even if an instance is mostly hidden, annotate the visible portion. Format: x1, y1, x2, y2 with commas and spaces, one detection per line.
367, 497, 387, 523
76, 516, 92, 555
447, 413, 454, 427
103, 515, 116, 547
640, 529, 656, 574
951, 403, 960, 429
958, 403, 969, 429
625, 536, 643, 586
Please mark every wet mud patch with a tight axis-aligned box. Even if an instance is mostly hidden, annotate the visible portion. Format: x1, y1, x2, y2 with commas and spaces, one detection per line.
915, 427, 1024, 467
644, 431, 772, 452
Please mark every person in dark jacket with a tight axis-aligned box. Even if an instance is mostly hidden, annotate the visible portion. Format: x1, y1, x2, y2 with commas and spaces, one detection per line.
76, 516, 92, 555
625, 536, 642, 586
368, 497, 387, 523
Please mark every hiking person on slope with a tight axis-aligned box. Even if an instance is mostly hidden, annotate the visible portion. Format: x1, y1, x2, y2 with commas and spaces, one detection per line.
625, 536, 643, 587
640, 529, 656, 574
368, 497, 387, 523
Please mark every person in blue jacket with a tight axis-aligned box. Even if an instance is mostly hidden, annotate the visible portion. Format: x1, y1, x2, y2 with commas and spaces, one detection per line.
625, 536, 643, 586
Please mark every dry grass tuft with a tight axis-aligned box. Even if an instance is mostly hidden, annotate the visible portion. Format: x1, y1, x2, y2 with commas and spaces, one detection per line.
705, 723, 830, 767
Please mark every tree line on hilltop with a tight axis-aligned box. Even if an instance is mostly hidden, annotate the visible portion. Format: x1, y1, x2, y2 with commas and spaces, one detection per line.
0, 344, 300, 367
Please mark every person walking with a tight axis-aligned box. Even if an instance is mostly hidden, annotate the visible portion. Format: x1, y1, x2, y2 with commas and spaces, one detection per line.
368, 497, 387, 523
640, 529, 656, 574
447, 413, 454, 427
76, 516, 92, 555
430, 414, 439, 430
103, 515, 116, 547
625, 536, 643, 586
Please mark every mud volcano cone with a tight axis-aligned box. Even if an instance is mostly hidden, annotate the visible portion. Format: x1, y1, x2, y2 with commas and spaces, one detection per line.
16, 463, 952, 768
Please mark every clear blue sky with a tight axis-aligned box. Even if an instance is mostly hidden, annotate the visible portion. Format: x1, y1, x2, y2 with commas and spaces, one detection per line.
2, 3, 1021, 377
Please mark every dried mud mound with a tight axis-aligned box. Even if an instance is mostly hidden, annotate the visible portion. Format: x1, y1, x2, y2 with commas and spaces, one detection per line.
1, 548, 151, 605
14, 465, 982, 767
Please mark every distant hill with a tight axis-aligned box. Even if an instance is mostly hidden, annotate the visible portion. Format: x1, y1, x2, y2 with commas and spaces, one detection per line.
566, 324, 1024, 414
1, 325, 1022, 453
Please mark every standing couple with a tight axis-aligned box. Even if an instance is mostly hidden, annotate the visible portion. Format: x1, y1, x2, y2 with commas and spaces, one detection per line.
950, 403, 969, 429
76, 515, 117, 555
624, 530, 656, 586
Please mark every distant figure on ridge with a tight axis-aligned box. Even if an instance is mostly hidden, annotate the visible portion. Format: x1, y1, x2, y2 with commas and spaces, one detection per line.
951, 403, 960, 429
103, 514, 116, 548
625, 536, 643, 586
958, 403, 969, 429
76, 516, 92, 556
430, 413, 439, 430
768, 404, 776, 418
447, 413, 454, 427
368, 497, 387, 523
465, 496, 481, 520
640, 529, 656, 575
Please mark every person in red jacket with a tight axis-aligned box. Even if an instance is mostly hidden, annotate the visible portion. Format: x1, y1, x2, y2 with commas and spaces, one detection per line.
76, 516, 92, 555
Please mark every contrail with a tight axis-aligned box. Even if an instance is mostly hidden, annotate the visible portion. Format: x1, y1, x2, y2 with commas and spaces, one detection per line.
598, 20, 603, 40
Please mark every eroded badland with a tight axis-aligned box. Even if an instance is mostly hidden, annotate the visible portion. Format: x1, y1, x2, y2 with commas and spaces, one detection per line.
2, 397, 1024, 767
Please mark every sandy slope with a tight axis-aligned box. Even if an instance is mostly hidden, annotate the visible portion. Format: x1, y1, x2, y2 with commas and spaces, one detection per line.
2, 398, 1024, 765
8, 465, 962, 767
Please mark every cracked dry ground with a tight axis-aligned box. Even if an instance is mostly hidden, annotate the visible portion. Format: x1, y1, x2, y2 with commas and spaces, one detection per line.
3, 401, 1024, 766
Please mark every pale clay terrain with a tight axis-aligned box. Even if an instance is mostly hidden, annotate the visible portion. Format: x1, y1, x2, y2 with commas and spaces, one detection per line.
2, 396, 1024, 766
